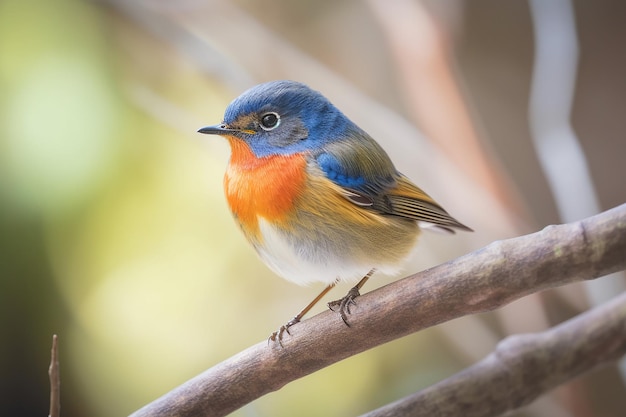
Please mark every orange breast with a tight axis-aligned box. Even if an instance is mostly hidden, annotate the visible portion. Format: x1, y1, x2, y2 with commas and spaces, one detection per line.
223, 137, 307, 241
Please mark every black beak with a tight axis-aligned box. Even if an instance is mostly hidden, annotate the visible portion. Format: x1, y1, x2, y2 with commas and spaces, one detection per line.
197, 124, 238, 135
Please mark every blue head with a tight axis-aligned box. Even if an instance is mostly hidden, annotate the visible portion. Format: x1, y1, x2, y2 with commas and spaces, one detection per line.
198, 80, 360, 157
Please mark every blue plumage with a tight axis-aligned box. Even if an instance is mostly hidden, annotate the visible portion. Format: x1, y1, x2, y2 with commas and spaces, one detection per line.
316, 153, 366, 189
222, 80, 353, 158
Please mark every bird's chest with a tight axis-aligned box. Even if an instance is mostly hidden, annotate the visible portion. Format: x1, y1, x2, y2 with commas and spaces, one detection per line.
224, 145, 308, 240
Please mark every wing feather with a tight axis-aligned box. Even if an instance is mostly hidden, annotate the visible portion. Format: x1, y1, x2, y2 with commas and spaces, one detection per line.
314, 131, 471, 233
381, 175, 472, 232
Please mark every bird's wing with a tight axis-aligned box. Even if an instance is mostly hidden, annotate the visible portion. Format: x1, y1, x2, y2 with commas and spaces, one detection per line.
315, 135, 471, 233
384, 175, 472, 233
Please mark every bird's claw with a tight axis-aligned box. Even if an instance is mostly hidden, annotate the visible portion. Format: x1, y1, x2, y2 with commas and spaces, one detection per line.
269, 285, 362, 346
268, 317, 300, 346
327, 286, 361, 326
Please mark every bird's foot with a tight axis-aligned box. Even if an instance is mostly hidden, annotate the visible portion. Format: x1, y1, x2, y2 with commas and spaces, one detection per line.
268, 316, 300, 346
327, 286, 361, 326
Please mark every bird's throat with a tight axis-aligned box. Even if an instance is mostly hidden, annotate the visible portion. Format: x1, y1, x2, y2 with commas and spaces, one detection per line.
224, 137, 307, 240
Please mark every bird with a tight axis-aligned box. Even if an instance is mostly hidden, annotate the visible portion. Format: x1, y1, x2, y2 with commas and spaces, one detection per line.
198, 80, 471, 342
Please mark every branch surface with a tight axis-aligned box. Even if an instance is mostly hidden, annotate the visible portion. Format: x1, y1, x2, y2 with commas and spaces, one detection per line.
361, 291, 626, 417
130, 203, 626, 417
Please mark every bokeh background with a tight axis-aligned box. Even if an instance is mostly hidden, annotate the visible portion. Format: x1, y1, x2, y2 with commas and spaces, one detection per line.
1, 0, 625, 416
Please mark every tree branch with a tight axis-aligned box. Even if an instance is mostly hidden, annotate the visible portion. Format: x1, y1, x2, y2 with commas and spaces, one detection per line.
129, 203, 626, 417
361, 291, 626, 417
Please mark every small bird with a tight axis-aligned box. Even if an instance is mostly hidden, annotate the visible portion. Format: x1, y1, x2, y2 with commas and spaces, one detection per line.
198, 80, 471, 342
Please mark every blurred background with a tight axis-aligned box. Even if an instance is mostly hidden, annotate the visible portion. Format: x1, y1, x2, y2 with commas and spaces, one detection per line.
1, 0, 625, 416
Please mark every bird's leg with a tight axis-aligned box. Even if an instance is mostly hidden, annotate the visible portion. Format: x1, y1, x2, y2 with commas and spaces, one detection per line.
328, 269, 376, 326
269, 280, 338, 344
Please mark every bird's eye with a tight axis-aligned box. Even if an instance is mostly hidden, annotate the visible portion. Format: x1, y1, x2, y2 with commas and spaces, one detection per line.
260, 112, 280, 130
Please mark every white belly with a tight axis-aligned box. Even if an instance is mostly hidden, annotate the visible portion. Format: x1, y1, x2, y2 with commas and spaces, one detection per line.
254, 218, 406, 286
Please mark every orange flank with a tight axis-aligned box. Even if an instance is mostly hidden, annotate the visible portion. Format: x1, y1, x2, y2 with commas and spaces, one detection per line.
223, 136, 307, 241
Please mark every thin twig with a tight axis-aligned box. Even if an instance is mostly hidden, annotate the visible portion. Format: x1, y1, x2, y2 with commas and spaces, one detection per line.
48, 334, 60, 417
